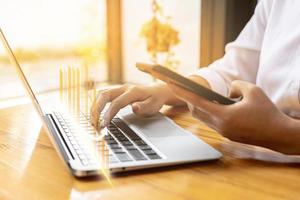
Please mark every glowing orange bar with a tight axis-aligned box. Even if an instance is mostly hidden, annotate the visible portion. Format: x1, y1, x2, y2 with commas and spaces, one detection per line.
59, 67, 63, 102
68, 66, 71, 111
64, 67, 68, 105
83, 65, 89, 115
93, 88, 97, 104
72, 67, 76, 113
76, 67, 80, 115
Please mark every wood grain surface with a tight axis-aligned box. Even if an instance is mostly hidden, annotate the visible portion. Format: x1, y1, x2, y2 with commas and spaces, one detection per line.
0, 104, 299, 200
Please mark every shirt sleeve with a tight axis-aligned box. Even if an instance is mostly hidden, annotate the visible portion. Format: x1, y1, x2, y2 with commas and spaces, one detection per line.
195, 0, 273, 96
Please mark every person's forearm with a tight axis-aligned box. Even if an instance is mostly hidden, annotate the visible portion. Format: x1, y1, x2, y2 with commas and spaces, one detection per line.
158, 75, 211, 106
257, 115, 300, 155
274, 116, 300, 155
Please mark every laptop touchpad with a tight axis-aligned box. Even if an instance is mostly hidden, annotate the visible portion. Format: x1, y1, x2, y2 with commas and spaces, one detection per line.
118, 107, 186, 138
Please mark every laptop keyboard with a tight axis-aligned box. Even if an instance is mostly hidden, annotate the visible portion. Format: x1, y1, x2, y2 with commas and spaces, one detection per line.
53, 111, 161, 166
108, 118, 161, 161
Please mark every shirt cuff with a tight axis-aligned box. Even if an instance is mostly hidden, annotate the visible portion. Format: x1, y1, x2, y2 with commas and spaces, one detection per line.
194, 67, 229, 97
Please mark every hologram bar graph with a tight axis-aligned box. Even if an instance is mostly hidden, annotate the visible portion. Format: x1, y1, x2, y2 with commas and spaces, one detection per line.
59, 65, 97, 116
59, 66, 111, 177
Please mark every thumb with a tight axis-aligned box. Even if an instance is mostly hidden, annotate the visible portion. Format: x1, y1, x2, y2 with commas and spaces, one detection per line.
131, 97, 161, 115
229, 80, 255, 99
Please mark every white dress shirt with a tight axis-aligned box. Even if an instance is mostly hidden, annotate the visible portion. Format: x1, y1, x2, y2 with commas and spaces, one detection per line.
196, 0, 300, 118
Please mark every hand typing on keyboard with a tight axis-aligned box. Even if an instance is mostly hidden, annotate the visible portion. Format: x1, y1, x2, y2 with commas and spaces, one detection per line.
90, 84, 183, 130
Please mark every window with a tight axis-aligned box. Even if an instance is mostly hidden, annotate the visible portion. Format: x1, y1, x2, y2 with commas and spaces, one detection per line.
122, 0, 201, 84
0, 0, 107, 101
0, 0, 207, 107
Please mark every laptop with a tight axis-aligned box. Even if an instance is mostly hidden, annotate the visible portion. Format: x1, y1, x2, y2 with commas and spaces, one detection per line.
0, 28, 221, 177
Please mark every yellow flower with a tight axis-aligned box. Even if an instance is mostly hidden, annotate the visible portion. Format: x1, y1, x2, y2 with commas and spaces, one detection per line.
140, 17, 180, 53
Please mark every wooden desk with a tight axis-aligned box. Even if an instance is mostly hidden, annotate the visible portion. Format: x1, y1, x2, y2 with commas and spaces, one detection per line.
0, 104, 299, 200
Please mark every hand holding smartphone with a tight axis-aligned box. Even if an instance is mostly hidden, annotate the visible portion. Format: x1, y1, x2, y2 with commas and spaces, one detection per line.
136, 62, 239, 105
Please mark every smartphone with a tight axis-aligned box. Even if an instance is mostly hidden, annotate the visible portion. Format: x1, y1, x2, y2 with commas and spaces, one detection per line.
136, 62, 238, 105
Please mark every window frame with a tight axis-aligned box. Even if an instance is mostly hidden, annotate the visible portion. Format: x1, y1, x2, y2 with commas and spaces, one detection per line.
106, 0, 256, 83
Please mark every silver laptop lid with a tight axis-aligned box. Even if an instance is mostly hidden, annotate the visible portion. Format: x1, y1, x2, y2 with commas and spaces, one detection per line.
0, 28, 45, 116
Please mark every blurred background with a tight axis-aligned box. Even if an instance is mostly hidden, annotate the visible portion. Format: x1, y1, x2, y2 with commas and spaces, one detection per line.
0, 0, 257, 107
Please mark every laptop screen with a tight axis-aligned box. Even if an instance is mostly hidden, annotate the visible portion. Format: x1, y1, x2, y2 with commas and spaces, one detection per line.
0, 28, 98, 120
